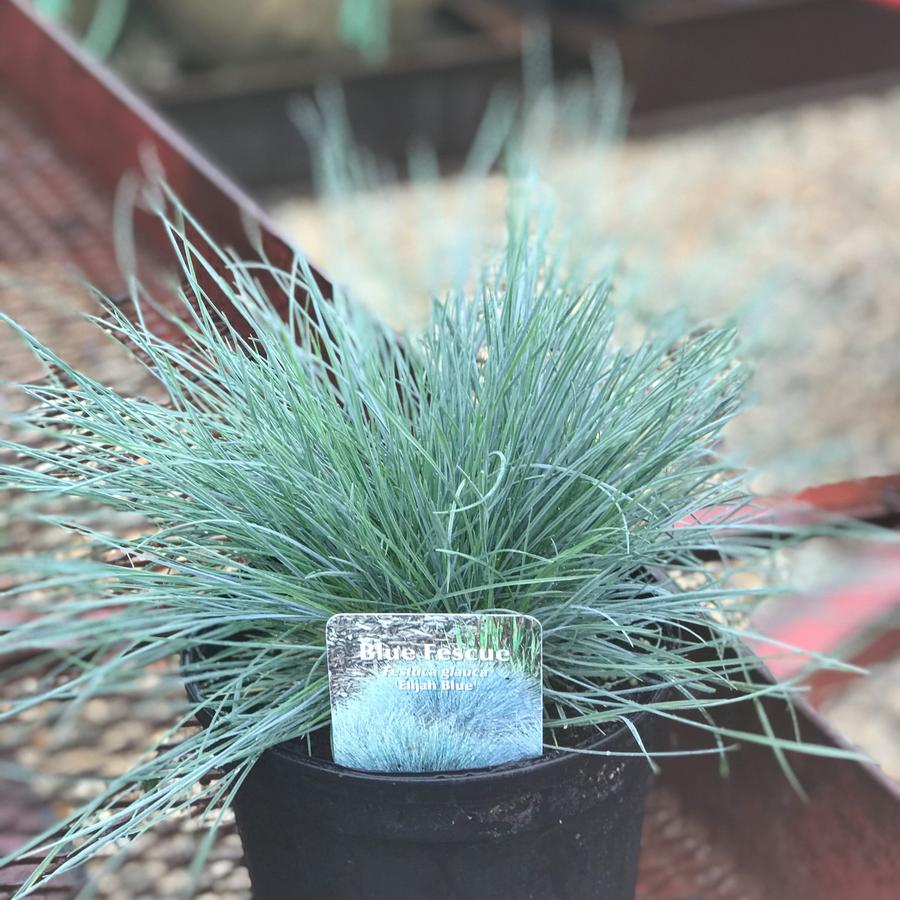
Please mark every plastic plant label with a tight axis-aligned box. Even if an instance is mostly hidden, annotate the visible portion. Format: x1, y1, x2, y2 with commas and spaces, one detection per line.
325, 613, 543, 773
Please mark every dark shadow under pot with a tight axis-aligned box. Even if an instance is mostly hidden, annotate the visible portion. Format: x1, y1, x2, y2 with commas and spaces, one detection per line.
185, 660, 666, 900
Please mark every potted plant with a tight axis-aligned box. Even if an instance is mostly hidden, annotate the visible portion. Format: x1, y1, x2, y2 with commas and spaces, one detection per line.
0, 186, 860, 899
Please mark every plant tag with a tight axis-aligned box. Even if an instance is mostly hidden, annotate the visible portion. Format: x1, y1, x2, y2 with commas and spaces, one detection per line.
326, 613, 543, 773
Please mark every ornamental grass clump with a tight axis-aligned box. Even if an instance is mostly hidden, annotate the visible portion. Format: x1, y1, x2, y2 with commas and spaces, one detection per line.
0, 195, 858, 893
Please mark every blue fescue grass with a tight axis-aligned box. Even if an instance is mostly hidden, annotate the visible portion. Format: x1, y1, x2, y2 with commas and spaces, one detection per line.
0, 183, 871, 895
332, 666, 542, 772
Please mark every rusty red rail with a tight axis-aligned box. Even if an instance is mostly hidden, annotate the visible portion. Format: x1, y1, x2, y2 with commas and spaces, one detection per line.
0, 0, 298, 271
680, 474, 900, 532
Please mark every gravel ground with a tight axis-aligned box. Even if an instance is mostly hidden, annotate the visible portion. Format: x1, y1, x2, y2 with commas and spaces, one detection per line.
825, 657, 900, 781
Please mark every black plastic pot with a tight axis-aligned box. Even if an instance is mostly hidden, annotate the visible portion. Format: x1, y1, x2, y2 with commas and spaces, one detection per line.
236, 725, 657, 900
185, 655, 664, 900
